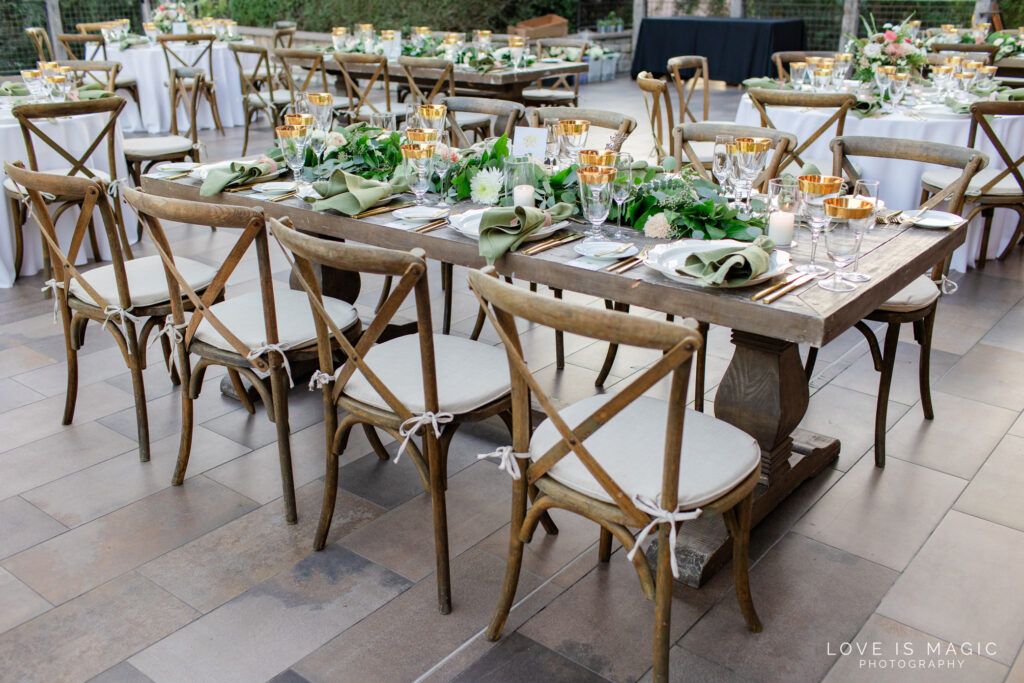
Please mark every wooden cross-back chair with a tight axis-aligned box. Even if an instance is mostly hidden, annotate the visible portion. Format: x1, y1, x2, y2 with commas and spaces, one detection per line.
273, 47, 331, 106
525, 106, 637, 152
268, 218, 513, 615
771, 50, 838, 81
122, 188, 362, 524
748, 88, 856, 175
667, 55, 709, 123
124, 68, 203, 188
637, 71, 675, 160
273, 26, 296, 49
26, 27, 54, 62
928, 42, 999, 64
804, 136, 988, 467
468, 267, 762, 683
396, 59, 493, 142
76, 21, 116, 34
230, 43, 290, 156
674, 122, 794, 189
439, 95, 524, 155
157, 34, 224, 135
5, 97, 127, 283
333, 52, 392, 122
3, 163, 218, 462
521, 37, 588, 107
56, 59, 119, 92
57, 34, 142, 117
922, 101, 1024, 267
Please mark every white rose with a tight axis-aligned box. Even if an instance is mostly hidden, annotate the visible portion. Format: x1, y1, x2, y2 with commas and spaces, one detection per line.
864, 43, 882, 58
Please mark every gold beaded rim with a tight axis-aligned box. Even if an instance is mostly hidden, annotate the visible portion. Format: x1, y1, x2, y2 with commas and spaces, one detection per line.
824, 197, 873, 219
798, 174, 844, 194
577, 165, 616, 184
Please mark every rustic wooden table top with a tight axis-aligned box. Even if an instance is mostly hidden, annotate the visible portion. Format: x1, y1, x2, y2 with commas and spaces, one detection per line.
140, 174, 966, 348
334, 59, 588, 86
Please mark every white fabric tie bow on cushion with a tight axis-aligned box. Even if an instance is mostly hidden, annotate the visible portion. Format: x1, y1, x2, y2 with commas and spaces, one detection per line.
625, 494, 703, 579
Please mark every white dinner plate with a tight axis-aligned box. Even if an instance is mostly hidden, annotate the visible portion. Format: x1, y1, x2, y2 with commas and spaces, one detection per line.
158, 161, 200, 173
252, 181, 296, 195
905, 210, 963, 229
393, 206, 450, 222
574, 239, 639, 260
540, 57, 561, 63
449, 208, 566, 242
642, 239, 791, 288
913, 104, 969, 119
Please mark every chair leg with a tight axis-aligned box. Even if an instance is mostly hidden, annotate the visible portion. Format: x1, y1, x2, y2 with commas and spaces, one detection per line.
10, 197, 24, 279
486, 476, 529, 640
722, 490, 762, 633
598, 527, 613, 562
977, 208, 994, 269
874, 322, 901, 468
442, 262, 453, 335
172, 358, 197, 485
364, 424, 391, 460
552, 288, 564, 369
652, 522, 675, 682
918, 309, 936, 421
61, 316, 80, 426
269, 369, 297, 524
426, 433, 452, 614
206, 85, 225, 134
241, 109, 253, 156
227, 369, 256, 414
804, 347, 818, 380
126, 328, 151, 462
469, 306, 487, 340
997, 206, 1024, 261
85, 215, 101, 263
694, 321, 709, 412
595, 300, 626, 387
315, 414, 356, 550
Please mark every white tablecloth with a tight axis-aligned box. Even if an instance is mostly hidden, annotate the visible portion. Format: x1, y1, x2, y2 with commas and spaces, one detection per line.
106, 42, 251, 134
735, 96, 1024, 272
0, 106, 138, 287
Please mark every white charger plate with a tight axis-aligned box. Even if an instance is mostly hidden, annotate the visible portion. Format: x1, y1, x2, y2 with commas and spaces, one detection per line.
642, 240, 791, 288
252, 181, 296, 195
574, 239, 639, 260
449, 208, 566, 242
393, 206, 450, 222
906, 210, 963, 229
158, 161, 200, 173
913, 104, 970, 119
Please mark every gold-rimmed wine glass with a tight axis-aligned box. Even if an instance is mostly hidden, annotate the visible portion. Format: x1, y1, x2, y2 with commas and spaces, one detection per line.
789, 61, 807, 89
276, 124, 308, 190
611, 152, 634, 238
820, 197, 873, 292
557, 119, 589, 165
417, 103, 446, 130
732, 137, 771, 215
405, 127, 440, 143
797, 175, 844, 276
305, 92, 334, 129
20, 69, 43, 101
578, 165, 616, 236
401, 143, 436, 205
578, 149, 616, 166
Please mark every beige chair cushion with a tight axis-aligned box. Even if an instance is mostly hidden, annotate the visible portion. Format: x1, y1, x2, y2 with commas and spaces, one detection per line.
69, 255, 217, 308
778, 157, 856, 176
454, 111, 491, 129
123, 135, 193, 157
194, 285, 358, 354
3, 167, 110, 195
687, 140, 715, 164
530, 394, 761, 509
342, 334, 510, 414
246, 89, 292, 109
922, 167, 1024, 198
521, 88, 576, 102
876, 275, 940, 313
114, 74, 136, 87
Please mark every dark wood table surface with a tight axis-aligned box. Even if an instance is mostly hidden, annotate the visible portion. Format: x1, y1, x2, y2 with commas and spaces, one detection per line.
142, 174, 966, 585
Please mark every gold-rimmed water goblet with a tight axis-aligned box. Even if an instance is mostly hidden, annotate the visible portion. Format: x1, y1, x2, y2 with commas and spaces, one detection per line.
417, 103, 446, 130
889, 72, 910, 112
797, 174, 844, 276
820, 197, 873, 292
332, 27, 348, 51
508, 35, 525, 70
20, 69, 43, 101
789, 61, 807, 89
842, 178, 879, 282
401, 142, 436, 205
578, 165, 616, 237
405, 127, 440, 143
557, 119, 589, 165
732, 137, 771, 215
276, 124, 309, 191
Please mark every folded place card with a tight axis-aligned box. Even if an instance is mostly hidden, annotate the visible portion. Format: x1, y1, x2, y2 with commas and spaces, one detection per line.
512, 127, 547, 160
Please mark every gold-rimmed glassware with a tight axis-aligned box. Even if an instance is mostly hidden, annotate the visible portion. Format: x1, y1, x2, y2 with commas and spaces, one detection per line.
38, 61, 59, 78
578, 165, 616, 236
873, 65, 891, 101
889, 72, 910, 111
557, 119, 589, 164
732, 137, 771, 214
20, 69, 43, 101
332, 27, 348, 51
369, 111, 397, 132
789, 61, 807, 89
945, 55, 963, 72
611, 152, 634, 238
474, 29, 492, 49
811, 67, 832, 91
820, 197, 873, 292
401, 143, 436, 204
405, 127, 441, 143
284, 112, 315, 143
276, 124, 309, 189
508, 35, 525, 70
416, 104, 446, 130
905, 19, 921, 40
833, 52, 853, 82
357, 23, 374, 42
797, 174, 844, 276
578, 149, 616, 166
931, 63, 954, 96
953, 70, 975, 98
305, 92, 333, 127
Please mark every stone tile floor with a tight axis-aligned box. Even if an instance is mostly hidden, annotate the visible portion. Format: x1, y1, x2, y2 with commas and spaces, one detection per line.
1, 76, 1023, 682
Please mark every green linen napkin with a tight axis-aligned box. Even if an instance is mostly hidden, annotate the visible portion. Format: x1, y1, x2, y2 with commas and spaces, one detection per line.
200, 158, 281, 196
996, 88, 1024, 101
676, 235, 776, 287
799, 162, 821, 176
75, 88, 115, 100
851, 99, 882, 118
943, 97, 972, 114
477, 202, 574, 264
0, 82, 29, 96
743, 78, 788, 90
309, 170, 410, 215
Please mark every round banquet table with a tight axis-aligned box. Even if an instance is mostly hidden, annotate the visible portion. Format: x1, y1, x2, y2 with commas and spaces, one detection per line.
735, 95, 1024, 272
0, 100, 138, 288
105, 41, 251, 134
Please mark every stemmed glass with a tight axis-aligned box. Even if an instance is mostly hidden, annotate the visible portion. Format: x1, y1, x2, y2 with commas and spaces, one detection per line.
931, 65, 953, 98
789, 62, 806, 89
432, 129, 453, 206
843, 179, 879, 282
417, 103, 446, 131
557, 119, 589, 166
820, 197, 873, 292
544, 120, 562, 168
276, 125, 308, 191
712, 134, 734, 194
811, 68, 832, 92
874, 66, 893, 110
369, 111, 397, 132
731, 137, 771, 215
401, 143, 435, 205
578, 166, 616, 236
306, 93, 334, 180
509, 36, 525, 71
611, 152, 634, 238
796, 174, 844, 276
20, 70, 44, 101
889, 73, 909, 112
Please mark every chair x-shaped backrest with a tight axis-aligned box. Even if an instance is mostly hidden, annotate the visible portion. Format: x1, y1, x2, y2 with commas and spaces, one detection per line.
274, 48, 330, 104
667, 55, 709, 123
58, 33, 107, 62
967, 101, 1024, 196
637, 71, 674, 159
749, 89, 855, 172
158, 35, 215, 79
268, 218, 440, 426
230, 43, 274, 108
443, 96, 524, 149
58, 59, 120, 91
122, 188, 282, 377
26, 27, 54, 62
532, 39, 587, 97
527, 106, 636, 152
334, 53, 391, 118
674, 122, 792, 191
274, 27, 296, 49
467, 266, 702, 524
398, 56, 455, 105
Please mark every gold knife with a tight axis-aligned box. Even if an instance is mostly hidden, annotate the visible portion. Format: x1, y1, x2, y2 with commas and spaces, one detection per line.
762, 273, 815, 304
521, 233, 584, 255
750, 272, 801, 301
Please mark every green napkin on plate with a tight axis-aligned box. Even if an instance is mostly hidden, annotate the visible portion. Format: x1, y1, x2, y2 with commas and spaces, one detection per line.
851, 99, 882, 118
676, 235, 776, 287
0, 82, 29, 96
943, 97, 972, 114
200, 158, 281, 196
743, 78, 789, 90
75, 88, 115, 100
996, 88, 1024, 101
310, 170, 409, 215
478, 202, 574, 264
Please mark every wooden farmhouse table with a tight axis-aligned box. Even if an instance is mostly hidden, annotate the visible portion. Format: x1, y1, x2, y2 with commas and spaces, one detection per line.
142, 174, 966, 585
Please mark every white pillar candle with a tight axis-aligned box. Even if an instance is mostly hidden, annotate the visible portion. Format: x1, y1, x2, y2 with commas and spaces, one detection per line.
513, 184, 534, 208
767, 211, 795, 246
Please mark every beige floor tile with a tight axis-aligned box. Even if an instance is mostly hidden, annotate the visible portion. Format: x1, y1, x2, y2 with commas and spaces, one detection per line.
294, 548, 545, 682
0, 422, 137, 501
831, 340, 959, 408
339, 462, 514, 582
22, 426, 251, 528
877, 510, 1024, 665
680, 534, 897, 682
140, 480, 384, 613
0, 377, 45, 413
3, 475, 257, 604
637, 645, 751, 682
928, 311, 993, 356
824, 614, 1007, 682
0, 571, 196, 682
1009, 646, 1024, 683
519, 550, 728, 683
936, 344, 1024, 411
980, 305, 1024, 354
942, 273, 1024, 319
885, 390, 1017, 479
200, 381, 328, 450
476, 508, 600, 580
86, 661, 155, 683
955, 435, 1024, 533
0, 345, 55, 379
129, 543, 410, 683
0, 496, 66, 559
795, 454, 966, 570
448, 631, 609, 683
14, 345, 134, 397
1010, 411, 1024, 437
0, 567, 51, 633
